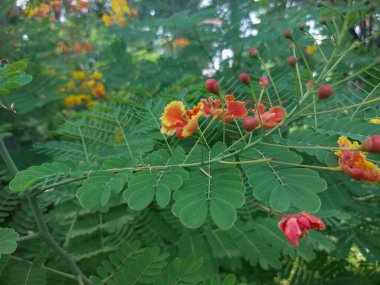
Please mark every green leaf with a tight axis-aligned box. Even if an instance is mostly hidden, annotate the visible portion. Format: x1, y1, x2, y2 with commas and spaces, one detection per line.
241, 145, 327, 213
0, 227, 18, 257
77, 171, 129, 210
94, 241, 169, 285
229, 221, 281, 270
202, 274, 237, 285
173, 143, 245, 230
9, 261, 46, 285
153, 255, 203, 285
124, 148, 188, 210
9, 161, 78, 192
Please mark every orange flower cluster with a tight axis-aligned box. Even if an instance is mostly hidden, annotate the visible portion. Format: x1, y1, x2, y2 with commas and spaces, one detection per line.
60, 70, 105, 108
336, 136, 380, 182
160, 79, 287, 139
58, 42, 94, 54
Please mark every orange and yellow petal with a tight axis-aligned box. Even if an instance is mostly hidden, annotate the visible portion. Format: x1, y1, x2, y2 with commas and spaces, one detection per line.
178, 111, 202, 139
160, 101, 187, 129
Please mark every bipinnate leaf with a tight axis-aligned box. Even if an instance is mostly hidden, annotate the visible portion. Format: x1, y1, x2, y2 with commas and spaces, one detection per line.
77, 171, 129, 210
9, 161, 78, 192
229, 221, 282, 270
123, 147, 188, 210
0, 227, 18, 257
172, 143, 245, 230
153, 255, 203, 285
241, 145, 327, 213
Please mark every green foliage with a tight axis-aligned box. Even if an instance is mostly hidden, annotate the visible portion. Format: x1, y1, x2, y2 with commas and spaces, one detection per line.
241, 145, 327, 213
173, 144, 245, 230
1, 0, 380, 284
0, 227, 18, 257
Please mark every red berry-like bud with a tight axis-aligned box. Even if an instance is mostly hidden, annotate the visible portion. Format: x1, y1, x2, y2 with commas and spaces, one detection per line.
283, 29, 293, 39
239, 72, 250, 85
328, 0, 336, 5
317, 84, 333, 99
205, 79, 220, 94
362, 135, 380, 153
298, 22, 306, 30
249, 48, 258, 58
287, 56, 297, 66
306, 79, 314, 88
243, 116, 259, 131
259, 77, 270, 89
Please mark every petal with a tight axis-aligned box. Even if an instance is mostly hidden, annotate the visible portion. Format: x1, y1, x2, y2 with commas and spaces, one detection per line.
283, 217, 302, 247
178, 112, 202, 139
160, 101, 187, 128
299, 212, 326, 230
225, 101, 248, 120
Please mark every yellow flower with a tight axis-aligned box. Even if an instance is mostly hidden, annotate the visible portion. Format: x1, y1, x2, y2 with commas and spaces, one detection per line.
64, 94, 91, 107
58, 87, 66, 93
91, 71, 102, 80
369, 117, 380, 124
306, 45, 318, 56
82, 80, 95, 89
66, 81, 75, 90
72, 71, 86, 80
102, 14, 113, 26
115, 133, 123, 143
27, 8, 37, 18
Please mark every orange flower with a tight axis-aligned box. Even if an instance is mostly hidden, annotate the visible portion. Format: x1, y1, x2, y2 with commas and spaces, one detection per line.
253, 104, 287, 129
173, 38, 190, 48
72, 43, 82, 54
83, 42, 93, 52
201, 96, 248, 123
58, 42, 69, 53
91, 82, 105, 97
336, 136, 380, 182
160, 101, 203, 139
279, 212, 326, 247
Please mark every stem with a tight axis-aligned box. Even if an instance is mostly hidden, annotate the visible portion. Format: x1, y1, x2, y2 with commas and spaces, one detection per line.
0, 138, 94, 285
27, 194, 94, 285
257, 54, 283, 107
246, 199, 282, 217
18, 232, 40, 242
0, 139, 18, 176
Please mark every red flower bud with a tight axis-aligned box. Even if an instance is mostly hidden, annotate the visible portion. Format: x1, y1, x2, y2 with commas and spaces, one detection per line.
317, 84, 333, 99
306, 80, 314, 88
239, 72, 250, 85
362, 135, 380, 153
205, 79, 220, 94
287, 56, 297, 66
328, 0, 336, 4
298, 22, 306, 30
283, 29, 293, 39
249, 48, 258, 58
259, 77, 270, 89
243, 116, 259, 131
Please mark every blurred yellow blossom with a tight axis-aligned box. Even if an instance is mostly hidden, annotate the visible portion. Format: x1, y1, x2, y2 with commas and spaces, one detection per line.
115, 133, 123, 143
369, 117, 380, 124
64, 94, 92, 106
72, 71, 86, 80
66, 81, 75, 90
83, 80, 95, 89
306, 45, 318, 56
92, 71, 102, 80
